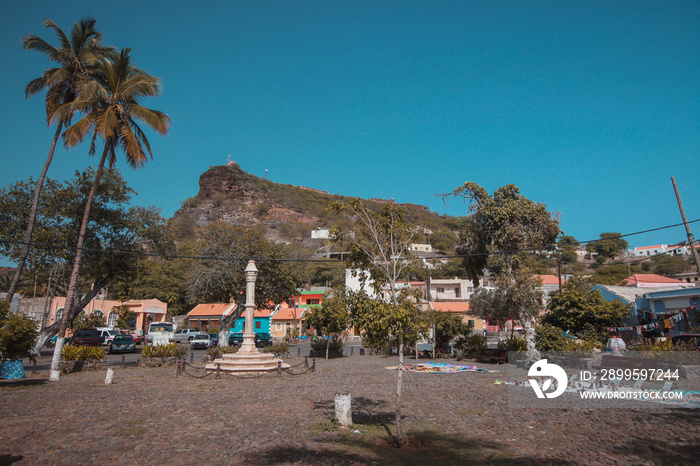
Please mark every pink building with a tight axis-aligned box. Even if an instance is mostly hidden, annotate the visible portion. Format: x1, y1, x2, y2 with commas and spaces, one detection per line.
48, 297, 168, 333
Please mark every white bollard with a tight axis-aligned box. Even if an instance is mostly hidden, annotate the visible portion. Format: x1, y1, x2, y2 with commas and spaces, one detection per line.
334, 394, 352, 427
105, 367, 115, 385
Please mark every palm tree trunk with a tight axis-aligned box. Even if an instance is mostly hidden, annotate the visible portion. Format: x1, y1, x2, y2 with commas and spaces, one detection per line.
6, 123, 63, 304
49, 144, 109, 382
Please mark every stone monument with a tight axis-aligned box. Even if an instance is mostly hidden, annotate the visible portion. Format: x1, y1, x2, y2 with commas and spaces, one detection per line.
205, 260, 289, 374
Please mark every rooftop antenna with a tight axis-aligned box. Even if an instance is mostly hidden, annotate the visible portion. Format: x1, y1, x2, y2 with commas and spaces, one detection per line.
227, 154, 235, 166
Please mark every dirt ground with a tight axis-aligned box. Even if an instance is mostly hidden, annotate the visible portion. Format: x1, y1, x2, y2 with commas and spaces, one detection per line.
1, 354, 698, 465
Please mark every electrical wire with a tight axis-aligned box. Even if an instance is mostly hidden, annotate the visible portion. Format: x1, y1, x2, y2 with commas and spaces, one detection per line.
0, 217, 697, 264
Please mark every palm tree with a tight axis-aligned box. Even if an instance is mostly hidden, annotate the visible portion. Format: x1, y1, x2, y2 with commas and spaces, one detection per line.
7, 18, 113, 304
48, 49, 170, 381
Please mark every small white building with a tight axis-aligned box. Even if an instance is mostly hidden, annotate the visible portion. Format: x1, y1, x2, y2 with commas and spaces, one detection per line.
311, 229, 330, 239
409, 243, 433, 253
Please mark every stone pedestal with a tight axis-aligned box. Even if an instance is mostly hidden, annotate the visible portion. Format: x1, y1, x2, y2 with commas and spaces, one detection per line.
205, 351, 290, 374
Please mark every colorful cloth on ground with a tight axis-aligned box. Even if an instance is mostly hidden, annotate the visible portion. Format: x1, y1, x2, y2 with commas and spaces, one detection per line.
385, 362, 494, 373
0, 359, 26, 379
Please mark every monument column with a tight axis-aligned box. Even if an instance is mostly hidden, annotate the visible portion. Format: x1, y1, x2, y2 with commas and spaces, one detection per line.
239, 260, 259, 354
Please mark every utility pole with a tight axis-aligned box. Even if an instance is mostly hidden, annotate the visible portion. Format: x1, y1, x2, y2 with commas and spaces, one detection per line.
671, 177, 700, 278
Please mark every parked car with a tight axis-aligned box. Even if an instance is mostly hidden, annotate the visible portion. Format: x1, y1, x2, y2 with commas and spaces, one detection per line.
72, 328, 100, 346
174, 329, 206, 343
255, 332, 272, 348
109, 335, 137, 353
117, 329, 142, 344
46, 336, 72, 347
208, 332, 219, 347
228, 333, 244, 346
190, 333, 212, 350
97, 329, 120, 346
672, 333, 700, 349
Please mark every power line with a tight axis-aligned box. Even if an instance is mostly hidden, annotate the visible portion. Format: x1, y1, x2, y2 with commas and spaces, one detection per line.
0, 218, 697, 264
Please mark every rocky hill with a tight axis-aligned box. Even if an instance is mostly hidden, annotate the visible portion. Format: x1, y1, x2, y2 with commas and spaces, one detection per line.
172, 164, 464, 253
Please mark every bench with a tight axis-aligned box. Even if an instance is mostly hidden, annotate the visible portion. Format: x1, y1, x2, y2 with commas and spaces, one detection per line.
474, 348, 508, 364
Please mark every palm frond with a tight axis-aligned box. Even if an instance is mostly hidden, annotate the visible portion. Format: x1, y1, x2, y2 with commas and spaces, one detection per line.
118, 123, 147, 168
41, 19, 71, 55
20, 34, 58, 58
62, 113, 93, 148
25, 76, 47, 99
127, 105, 170, 135
128, 118, 153, 158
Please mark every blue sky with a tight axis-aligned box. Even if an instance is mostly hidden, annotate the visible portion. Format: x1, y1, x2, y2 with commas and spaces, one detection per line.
1, 0, 699, 253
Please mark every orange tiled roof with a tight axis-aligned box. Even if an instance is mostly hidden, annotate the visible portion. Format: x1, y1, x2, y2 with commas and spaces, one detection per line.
271, 307, 307, 320
619, 274, 683, 286
429, 301, 470, 313
537, 275, 564, 285
188, 303, 235, 317
188, 303, 272, 318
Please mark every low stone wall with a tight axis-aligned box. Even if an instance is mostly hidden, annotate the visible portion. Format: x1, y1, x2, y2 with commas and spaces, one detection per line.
137, 356, 182, 367
60, 359, 108, 373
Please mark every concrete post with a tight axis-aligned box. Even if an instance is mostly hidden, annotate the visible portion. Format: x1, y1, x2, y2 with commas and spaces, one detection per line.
335, 394, 352, 427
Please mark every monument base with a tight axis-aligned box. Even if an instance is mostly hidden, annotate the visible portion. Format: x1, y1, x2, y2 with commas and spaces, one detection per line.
205, 351, 290, 374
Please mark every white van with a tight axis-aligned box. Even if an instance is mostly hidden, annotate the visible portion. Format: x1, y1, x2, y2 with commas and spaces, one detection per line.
146, 322, 175, 346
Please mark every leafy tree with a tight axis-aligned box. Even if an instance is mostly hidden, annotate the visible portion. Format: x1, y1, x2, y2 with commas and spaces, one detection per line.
329, 198, 421, 446
422, 310, 472, 352
431, 258, 467, 279
562, 275, 595, 293
347, 289, 423, 354
557, 235, 579, 263
305, 288, 352, 359
188, 223, 300, 346
652, 254, 691, 276
586, 233, 628, 259
48, 49, 170, 381
71, 312, 106, 330
469, 286, 517, 331
542, 289, 630, 346
107, 221, 190, 316
8, 18, 113, 304
591, 263, 643, 285
0, 169, 169, 352
448, 182, 560, 361
0, 300, 39, 361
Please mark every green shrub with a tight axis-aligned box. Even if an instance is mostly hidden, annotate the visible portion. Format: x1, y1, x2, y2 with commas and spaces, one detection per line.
205, 345, 239, 359
497, 335, 528, 352
0, 300, 39, 360
534, 325, 597, 352
141, 343, 187, 358
310, 338, 343, 351
628, 338, 696, 352
61, 345, 107, 361
264, 342, 290, 355
453, 333, 486, 359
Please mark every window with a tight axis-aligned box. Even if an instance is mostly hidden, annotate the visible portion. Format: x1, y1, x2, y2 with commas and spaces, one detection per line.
255, 321, 261, 329
436, 287, 445, 294
54, 308, 63, 324
107, 311, 118, 327
306, 299, 320, 305
276, 323, 283, 330
93, 309, 104, 318
468, 320, 474, 327
454, 287, 460, 298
